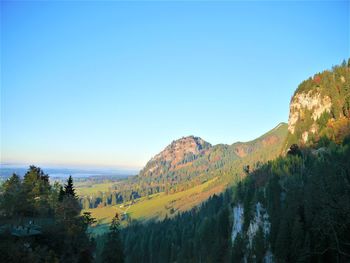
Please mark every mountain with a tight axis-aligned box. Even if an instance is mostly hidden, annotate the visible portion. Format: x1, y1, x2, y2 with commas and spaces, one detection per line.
139, 136, 212, 179
78, 123, 288, 226
120, 137, 350, 263
119, 60, 350, 263
284, 60, 350, 150
136, 123, 288, 192
78, 123, 288, 216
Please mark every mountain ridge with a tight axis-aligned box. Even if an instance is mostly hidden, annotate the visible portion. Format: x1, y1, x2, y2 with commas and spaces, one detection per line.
137, 122, 288, 187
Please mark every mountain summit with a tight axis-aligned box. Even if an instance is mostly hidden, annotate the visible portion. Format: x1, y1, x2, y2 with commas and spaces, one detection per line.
139, 136, 212, 178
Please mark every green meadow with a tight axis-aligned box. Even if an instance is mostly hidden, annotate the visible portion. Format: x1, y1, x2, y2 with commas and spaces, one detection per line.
75, 182, 117, 196
81, 177, 223, 234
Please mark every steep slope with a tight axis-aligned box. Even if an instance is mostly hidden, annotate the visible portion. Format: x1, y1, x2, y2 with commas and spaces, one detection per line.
285, 60, 350, 150
231, 60, 350, 262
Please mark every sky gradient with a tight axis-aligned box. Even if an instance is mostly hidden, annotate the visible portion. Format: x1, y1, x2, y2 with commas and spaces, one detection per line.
1, 1, 349, 169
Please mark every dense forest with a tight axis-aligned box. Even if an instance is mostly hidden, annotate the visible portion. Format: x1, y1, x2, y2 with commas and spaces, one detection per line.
110, 136, 350, 263
118, 191, 233, 263
232, 137, 350, 262
0, 167, 123, 262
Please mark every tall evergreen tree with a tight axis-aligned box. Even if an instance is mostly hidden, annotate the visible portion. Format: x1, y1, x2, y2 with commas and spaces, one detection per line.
0, 174, 22, 217
101, 213, 124, 263
64, 175, 77, 198
22, 165, 51, 216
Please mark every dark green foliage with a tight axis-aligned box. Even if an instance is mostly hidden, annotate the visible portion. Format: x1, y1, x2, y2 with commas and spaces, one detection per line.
287, 144, 302, 156
58, 185, 65, 202
234, 137, 350, 262
65, 175, 77, 198
252, 227, 266, 262
232, 233, 246, 263
0, 174, 23, 217
112, 190, 233, 263
0, 168, 97, 263
82, 212, 97, 226
112, 135, 350, 262
100, 213, 124, 263
22, 165, 51, 216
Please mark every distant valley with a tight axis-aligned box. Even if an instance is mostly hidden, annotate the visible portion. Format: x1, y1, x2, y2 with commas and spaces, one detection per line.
0, 166, 137, 180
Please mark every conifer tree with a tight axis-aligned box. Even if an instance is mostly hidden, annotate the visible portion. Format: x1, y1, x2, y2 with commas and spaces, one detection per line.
101, 213, 124, 263
64, 175, 77, 198
0, 174, 22, 217
22, 165, 51, 216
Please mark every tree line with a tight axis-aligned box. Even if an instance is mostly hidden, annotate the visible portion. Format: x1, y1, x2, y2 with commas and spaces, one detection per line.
0, 167, 124, 263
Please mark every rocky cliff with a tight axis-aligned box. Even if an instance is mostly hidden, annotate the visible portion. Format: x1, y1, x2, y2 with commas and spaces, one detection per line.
285, 60, 350, 149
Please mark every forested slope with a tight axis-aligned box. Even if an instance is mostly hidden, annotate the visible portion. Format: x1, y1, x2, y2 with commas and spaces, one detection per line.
111, 136, 350, 263
232, 137, 350, 262
114, 60, 350, 262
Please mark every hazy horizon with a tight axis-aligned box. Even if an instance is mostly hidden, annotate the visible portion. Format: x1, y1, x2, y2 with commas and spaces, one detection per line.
0, 164, 139, 180
1, 1, 349, 167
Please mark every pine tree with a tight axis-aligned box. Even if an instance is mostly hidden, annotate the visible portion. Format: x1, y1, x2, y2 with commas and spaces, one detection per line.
64, 175, 77, 198
22, 165, 51, 216
0, 174, 22, 217
57, 176, 80, 220
101, 213, 124, 263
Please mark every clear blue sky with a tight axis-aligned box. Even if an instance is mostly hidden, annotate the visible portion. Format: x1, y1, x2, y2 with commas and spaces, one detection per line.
1, 1, 349, 169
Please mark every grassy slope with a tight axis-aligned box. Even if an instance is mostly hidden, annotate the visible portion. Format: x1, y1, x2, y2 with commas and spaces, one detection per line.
83, 177, 224, 234
75, 182, 116, 196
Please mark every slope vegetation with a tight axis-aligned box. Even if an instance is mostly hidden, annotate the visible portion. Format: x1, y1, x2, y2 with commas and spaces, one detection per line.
285, 60, 350, 150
